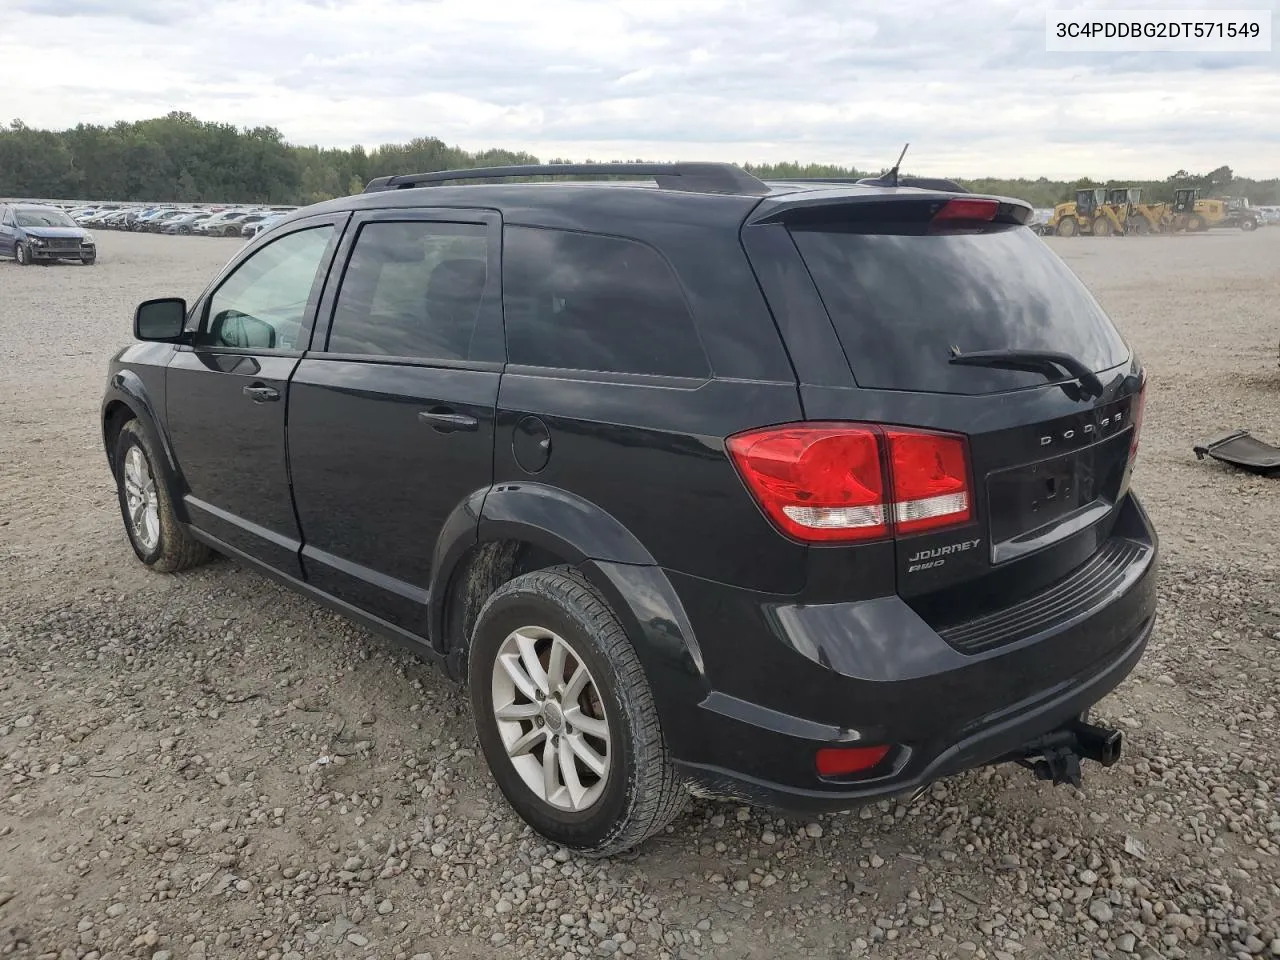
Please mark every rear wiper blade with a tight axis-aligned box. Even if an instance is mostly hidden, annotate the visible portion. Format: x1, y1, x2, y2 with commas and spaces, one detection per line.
948, 347, 1105, 399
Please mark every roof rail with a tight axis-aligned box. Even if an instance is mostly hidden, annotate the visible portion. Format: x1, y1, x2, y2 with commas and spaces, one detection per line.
362, 162, 771, 197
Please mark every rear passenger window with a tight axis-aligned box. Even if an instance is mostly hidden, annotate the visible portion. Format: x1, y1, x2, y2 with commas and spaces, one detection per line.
502, 226, 708, 378
326, 221, 489, 361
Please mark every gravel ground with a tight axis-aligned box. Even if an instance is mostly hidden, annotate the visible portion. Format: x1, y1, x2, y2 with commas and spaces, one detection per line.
2, 229, 1279, 960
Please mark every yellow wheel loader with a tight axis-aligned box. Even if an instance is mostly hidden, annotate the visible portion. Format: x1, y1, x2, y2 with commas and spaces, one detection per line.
1048, 188, 1125, 237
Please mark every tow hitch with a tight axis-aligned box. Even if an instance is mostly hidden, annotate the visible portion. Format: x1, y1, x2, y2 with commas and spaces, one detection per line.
1009, 717, 1123, 788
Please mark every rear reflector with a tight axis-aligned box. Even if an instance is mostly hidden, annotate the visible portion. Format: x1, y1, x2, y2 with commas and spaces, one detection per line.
933, 198, 999, 222
727, 423, 973, 543
815, 744, 891, 777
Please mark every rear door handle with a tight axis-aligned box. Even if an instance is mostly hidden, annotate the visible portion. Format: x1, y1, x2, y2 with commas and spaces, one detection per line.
418, 410, 478, 433
243, 384, 280, 403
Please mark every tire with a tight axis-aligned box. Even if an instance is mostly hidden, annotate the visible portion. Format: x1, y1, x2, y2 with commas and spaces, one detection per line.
468, 566, 686, 856
81, 255, 96, 265
1092, 217, 1112, 237
14, 242, 29, 265
179, 225, 192, 235
1055, 217, 1077, 237
1241, 217, 1258, 232
113, 420, 211, 573
1188, 215, 1206, 232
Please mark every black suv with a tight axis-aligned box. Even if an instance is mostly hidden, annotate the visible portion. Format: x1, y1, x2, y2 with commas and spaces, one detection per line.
102, 163, 1156, 855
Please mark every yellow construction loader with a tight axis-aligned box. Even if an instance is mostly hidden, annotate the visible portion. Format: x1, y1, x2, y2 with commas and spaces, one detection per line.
1047, 188, 1127, 237
1106, 187, 1165, 235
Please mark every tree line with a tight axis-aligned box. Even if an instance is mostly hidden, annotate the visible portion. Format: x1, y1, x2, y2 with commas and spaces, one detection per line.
2, 112, 1277, 208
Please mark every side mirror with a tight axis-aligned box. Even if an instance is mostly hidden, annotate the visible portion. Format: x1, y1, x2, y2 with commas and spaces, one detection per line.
134, 297, 188, 342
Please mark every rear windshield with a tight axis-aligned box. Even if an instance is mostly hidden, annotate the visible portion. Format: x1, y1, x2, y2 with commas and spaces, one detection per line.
790, 224, 1129, 395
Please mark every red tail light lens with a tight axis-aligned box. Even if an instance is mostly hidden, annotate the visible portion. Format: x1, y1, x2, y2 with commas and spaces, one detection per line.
727, 423, 973, 543
815, 744, 891, 777
725, 426, 887, 542
933, 198, 999, 222
886, 429, 972, 534
1129, 379, 1147, 462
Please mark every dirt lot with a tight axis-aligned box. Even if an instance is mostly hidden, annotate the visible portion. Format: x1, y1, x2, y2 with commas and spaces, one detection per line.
2, 229, 1278, 960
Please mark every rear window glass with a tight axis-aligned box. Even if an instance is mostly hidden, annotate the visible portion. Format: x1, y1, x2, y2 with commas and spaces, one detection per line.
502, 226, 709, 378
791, 224, 1129, 395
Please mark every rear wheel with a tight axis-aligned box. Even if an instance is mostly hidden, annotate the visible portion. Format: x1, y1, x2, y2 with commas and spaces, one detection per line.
1241, 217, 1258, 232
1055, 217, 1077, 237
113, 420, 211, 572
1188, 215, 1206, 232
1126, 217, 1149, 235
468, 566, 686, 856
1091, 217, 1112, 237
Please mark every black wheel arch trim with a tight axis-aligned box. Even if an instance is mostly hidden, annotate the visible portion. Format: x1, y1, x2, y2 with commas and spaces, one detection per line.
101, 370, 189, 523
426, 483, 709, 756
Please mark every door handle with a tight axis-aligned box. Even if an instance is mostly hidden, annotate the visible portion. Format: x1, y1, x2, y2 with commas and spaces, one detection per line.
418, 410, 478, 433
243, 384, 280, 403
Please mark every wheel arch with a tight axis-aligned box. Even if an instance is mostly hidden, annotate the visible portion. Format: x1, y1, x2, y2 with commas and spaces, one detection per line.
101, 370, 189, 523
427, 484, 709, 752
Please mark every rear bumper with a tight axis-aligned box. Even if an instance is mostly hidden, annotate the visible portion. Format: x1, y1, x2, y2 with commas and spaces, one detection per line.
663, 494, 1159, 812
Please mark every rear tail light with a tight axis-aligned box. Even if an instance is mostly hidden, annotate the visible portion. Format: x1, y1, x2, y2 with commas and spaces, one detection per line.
727, 423, 972, 543
1129, 379, 1147, 463
815, 744, 891, 777
886, 429, 972, 534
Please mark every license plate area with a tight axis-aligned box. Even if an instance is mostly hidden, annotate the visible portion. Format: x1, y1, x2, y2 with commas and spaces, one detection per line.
986, 432, 1129, 559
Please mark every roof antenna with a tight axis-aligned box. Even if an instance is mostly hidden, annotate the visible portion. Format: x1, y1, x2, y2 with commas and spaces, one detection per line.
885, 142, 909, 187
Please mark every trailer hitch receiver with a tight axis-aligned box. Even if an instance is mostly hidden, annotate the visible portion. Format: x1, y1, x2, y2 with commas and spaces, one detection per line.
1011, 717, 1123, 788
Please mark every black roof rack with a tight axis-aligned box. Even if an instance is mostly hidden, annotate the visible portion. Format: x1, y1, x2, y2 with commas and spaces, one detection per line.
362, 162, 771, 197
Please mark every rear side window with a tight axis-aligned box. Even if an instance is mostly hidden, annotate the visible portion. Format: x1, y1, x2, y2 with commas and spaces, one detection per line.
327, 221, 488, 361
502, 226, 709, 378
791, 224, 1130, 395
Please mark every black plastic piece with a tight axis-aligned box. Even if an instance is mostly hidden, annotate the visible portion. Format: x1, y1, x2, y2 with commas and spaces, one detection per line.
363, 163, 771, 197
1193, 430, 1280, 474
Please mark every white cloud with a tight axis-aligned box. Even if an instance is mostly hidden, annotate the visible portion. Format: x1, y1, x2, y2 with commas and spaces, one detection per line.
2, 0, 1277, 178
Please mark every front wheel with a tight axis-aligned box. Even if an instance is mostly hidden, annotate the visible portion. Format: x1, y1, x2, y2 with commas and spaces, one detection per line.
114, 420, 211, 572
469, 567, 686, 856
14, 242, 29, 265
1091, 216, 1112, 237
81, 254, 96, 265
1056, 217, 1077, 237
1241, 217, 1258, 232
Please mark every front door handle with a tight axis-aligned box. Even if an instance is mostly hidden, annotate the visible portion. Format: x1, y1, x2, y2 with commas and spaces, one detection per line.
418, 410, 478, 433
243, 384, 280, 403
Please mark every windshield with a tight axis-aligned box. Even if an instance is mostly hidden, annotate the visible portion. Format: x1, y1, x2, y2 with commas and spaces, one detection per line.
16, 208, 78, 228
791, 223, 1130, 395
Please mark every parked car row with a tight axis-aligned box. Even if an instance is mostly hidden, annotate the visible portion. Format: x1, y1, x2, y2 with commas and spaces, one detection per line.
67, 204, 295, 239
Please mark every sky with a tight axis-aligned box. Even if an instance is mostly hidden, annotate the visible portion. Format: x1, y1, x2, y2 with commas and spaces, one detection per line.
2, 0, 1277, 180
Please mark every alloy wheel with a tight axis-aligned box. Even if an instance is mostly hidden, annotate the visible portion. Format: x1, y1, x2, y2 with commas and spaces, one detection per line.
491, 626, 611, 812
123, 446, 161, 552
